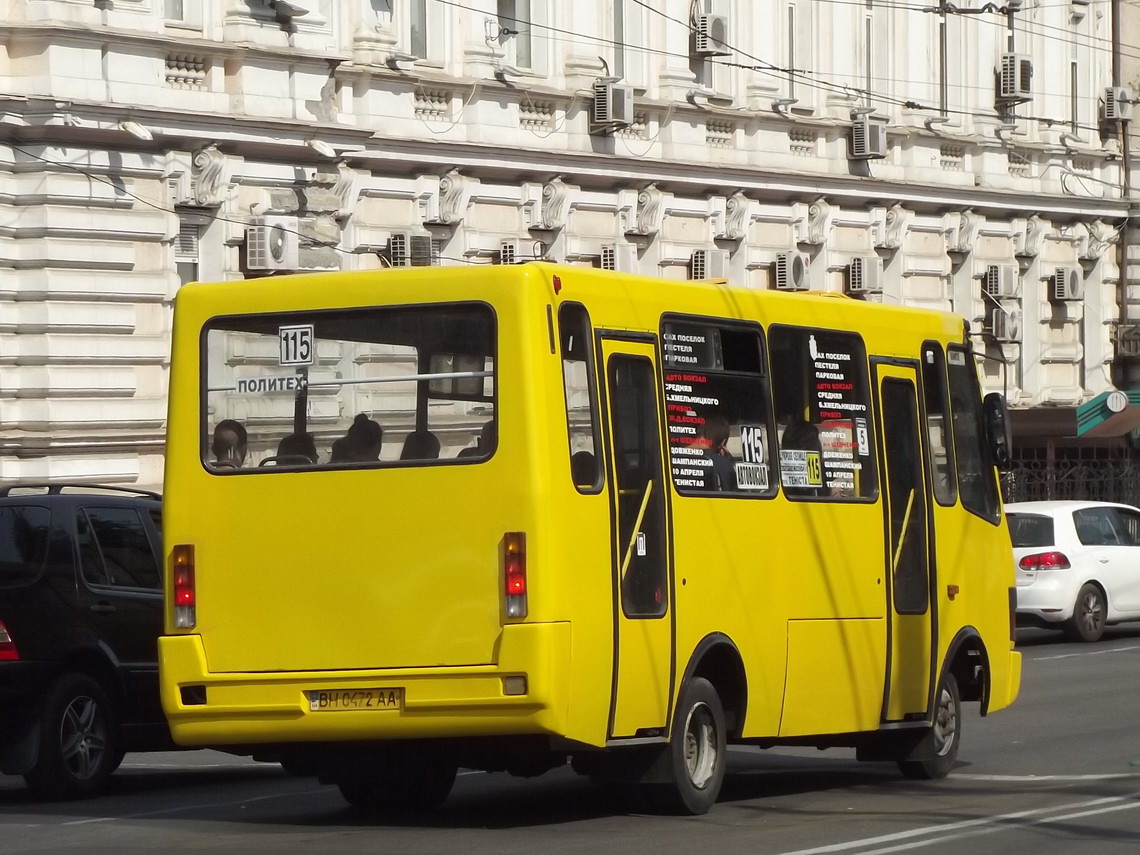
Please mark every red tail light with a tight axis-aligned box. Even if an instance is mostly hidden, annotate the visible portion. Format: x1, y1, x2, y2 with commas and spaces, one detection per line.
1019, 551, 1071, 571
504, 532, 527, 619
0, 619, 18, 661
173, 544, 196, 629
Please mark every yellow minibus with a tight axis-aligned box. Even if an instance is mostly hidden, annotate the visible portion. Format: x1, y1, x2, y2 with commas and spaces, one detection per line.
159, 262, 1020, 814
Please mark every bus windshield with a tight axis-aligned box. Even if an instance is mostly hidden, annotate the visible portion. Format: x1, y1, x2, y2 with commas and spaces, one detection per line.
202, 302, 496, 470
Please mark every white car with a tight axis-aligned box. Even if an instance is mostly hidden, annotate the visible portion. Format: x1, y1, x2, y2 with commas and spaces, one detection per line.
1006, 500, 1140, 642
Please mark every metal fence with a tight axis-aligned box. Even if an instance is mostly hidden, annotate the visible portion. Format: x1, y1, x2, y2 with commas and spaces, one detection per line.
1004, 446, 1140, 506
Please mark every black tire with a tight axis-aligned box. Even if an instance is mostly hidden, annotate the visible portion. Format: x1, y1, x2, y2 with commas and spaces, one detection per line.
1064, 583, 1106, 642
336, 746, 458, 813
23, 673, 120, 800
898, 672, 960, 781
649, 677, 727, 815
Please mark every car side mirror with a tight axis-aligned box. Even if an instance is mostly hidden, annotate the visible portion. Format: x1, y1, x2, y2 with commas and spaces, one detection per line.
982, 392, 1013, 472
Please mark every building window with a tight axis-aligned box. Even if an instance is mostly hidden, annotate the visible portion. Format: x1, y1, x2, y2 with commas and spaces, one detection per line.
164, 0, 202, 30
411, 0, 427, 58
613, 0, 625, 80
174, 213, 207, 286
498, 0, 532, 69
787, 3, 796, 100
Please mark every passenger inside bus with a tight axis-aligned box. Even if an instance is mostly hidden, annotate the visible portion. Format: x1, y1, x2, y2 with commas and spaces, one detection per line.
400, 429, 441, 461
211, 419, 247, 469
345, 414, 383, 462
570, 450, 597, 487
696, 412, 736, 491
328, 437, 352, 463
327, 415, 384, 464
275, 432, 319, 465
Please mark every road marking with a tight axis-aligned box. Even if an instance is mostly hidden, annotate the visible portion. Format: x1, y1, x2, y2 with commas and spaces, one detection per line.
777, 793, 1140, 855
955, 772, 1140, 782
1032, 645, 1140, 662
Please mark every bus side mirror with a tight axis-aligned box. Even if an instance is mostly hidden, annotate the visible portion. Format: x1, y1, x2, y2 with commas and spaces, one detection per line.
982, 392, 1013, 472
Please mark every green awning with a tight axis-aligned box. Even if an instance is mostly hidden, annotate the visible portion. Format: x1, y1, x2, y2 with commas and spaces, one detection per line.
1076, 390, 1140, 437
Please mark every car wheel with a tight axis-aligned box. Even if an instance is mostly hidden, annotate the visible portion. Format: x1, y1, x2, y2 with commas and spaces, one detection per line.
1065, 583, 1106, 643
898, 672, 960, 780
648, 676, 727, 815
23, 673, 120, 800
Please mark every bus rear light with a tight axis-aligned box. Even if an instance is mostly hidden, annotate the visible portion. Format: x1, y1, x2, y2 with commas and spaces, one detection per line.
1018, 551, 1071, 571
1009, 587, 1017, 642
504, 531, 527, 619
0, 620, 18, 661
173, 544, 197, 629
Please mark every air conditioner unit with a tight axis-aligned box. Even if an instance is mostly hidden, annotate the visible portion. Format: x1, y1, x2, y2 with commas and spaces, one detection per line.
498, 239, 520, 265
591, 81, 635, 133
850, 115, 888, 160
984, 263, 1020, 299
774, 251, 809, 291
997, 53, 1032, 103
387, 232, 436, 268
246, 216, 300, 271
846, 256, 884, 295
694, 13, 731, 57
990, 306, 1023, 343
691, 248, 729, 280
600, 243, 638, 273
1103, 86, 1134, 122
1050, 266, 1084, 302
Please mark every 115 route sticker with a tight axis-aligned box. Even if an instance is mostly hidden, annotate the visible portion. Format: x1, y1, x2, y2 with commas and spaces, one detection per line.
279, 325, 314, 366
735, 424, 768, 490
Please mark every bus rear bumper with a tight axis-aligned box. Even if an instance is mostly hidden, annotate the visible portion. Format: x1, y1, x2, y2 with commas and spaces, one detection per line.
989, 649, 1022, 712
159, 622, 571, 747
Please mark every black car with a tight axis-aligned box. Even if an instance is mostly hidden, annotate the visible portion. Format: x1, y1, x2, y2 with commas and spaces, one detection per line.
0, 484, 175, 799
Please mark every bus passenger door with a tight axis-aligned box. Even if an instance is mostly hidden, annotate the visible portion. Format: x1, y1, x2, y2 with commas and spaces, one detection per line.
599, 337, 674, 739
873, 362, 935, 722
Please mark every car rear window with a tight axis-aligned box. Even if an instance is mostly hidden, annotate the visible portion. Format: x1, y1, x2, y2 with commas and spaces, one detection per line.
0, 505, 51, 586
78, 507, 161, 590
1007, 513, 1054, 548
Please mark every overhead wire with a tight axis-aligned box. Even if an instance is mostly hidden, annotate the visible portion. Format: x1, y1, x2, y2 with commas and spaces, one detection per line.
623, 0, 1122, 135
435, 0, 1129, 126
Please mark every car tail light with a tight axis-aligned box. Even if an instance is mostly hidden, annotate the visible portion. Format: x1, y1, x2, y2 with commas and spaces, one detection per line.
1018, 551, 1071, 571
173, 544, 196, 629
0, 619, 18, 661
504, 532, 527, 619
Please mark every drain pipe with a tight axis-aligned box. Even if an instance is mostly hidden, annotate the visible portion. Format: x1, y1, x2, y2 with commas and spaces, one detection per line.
1114, 0, 1135, 391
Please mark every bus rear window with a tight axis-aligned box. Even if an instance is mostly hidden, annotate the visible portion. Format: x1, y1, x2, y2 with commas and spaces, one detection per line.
202, 303, 496, 471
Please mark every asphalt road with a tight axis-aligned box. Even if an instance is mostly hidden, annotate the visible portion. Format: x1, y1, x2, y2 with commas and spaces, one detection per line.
4, 625, 1140, 854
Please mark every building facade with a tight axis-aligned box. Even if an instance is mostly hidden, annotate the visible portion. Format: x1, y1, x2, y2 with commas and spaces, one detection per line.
0, 0, 1134, 493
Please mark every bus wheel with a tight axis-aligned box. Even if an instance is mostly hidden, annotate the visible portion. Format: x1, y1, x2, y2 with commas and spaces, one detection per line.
898, 672, 960, 780
24, 673, 120, 800
651, 677, 726, 815
336, 746, 457, 813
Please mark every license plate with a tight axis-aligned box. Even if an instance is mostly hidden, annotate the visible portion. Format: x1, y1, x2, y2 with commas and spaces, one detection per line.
308, 688, 402, 712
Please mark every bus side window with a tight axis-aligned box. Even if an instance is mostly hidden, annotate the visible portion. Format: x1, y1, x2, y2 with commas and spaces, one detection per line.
946, 346, 1000, 523
660, 318, 776, 498
559, 303, 602, 491
769, 326, 876, 500
921, 343, 957, 506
